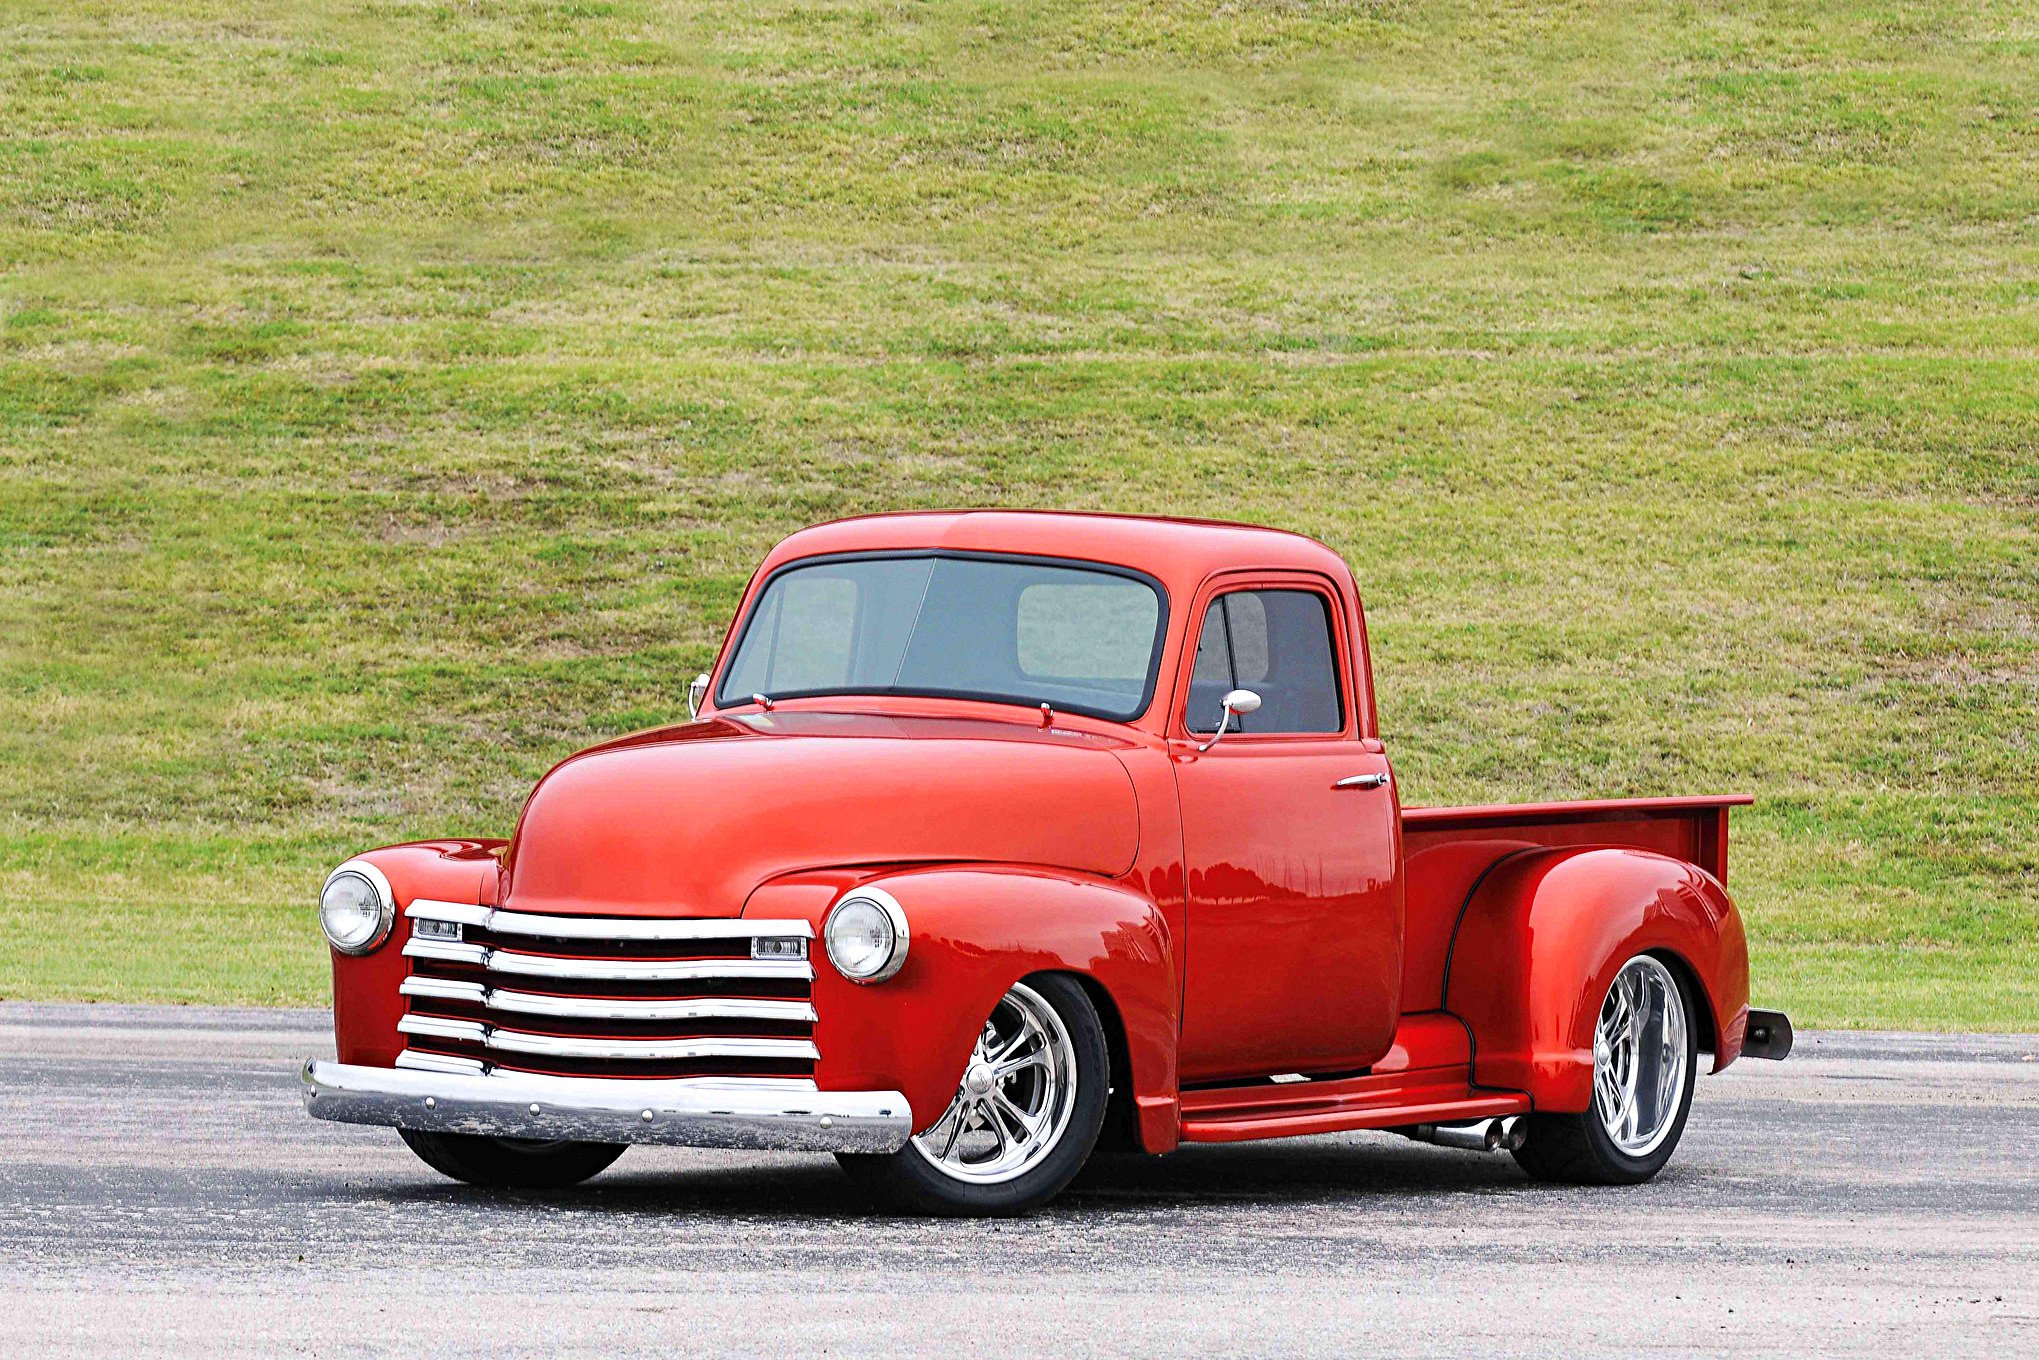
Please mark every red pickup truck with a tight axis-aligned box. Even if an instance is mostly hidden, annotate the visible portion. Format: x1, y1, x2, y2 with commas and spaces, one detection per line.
303, 511, 1791, 1214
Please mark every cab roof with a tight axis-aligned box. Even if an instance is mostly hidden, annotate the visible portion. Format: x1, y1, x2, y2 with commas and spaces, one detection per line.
755, 510, 1353, 599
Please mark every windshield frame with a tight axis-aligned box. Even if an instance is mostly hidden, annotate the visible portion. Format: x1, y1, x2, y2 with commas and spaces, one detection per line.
712, 549, 1173, 723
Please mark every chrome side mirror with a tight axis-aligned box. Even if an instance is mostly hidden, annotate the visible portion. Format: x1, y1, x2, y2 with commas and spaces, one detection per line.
1197, 688, 1261, 752
687, 672, 710, 719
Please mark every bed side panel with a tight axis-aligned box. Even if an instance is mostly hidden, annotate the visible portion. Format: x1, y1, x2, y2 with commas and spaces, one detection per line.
1400, 806, 1725, 1013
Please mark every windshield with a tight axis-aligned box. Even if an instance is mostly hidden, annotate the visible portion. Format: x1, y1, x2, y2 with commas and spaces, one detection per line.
717, 553, 1166, 721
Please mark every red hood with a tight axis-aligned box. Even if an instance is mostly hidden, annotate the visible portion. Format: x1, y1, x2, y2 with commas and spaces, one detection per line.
501, 712, 1142, 917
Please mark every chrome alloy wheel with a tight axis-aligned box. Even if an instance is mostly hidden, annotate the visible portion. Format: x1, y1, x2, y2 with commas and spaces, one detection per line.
1592, 955, 1691, 1158
911, 981, 1079, 1185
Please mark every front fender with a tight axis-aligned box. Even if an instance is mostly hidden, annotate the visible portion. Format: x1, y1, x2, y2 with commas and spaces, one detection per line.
328, 839, 506, 1067
1444, 846, 1750, 1112
744, 865, 1181, 1153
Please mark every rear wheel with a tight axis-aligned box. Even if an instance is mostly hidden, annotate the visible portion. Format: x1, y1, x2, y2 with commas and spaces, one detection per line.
1512, 953, 1697, 1186
837, 975, 1109, 1215
399, 1129, 625, 1189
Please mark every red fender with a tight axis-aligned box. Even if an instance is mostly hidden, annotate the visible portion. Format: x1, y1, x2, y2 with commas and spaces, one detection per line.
744, 864, 1182, 1153
328, 840, 505, 1067
1444, 846, 1750, 1112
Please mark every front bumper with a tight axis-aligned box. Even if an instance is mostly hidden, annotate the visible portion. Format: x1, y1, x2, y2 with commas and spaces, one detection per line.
301, 1059, 912, 1154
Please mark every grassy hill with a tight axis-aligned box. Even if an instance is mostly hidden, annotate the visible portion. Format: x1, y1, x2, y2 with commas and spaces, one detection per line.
2, 0, 2033, 1027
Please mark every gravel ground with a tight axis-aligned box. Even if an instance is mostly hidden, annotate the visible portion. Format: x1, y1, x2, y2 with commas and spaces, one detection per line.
1, 1003, 2035, 1357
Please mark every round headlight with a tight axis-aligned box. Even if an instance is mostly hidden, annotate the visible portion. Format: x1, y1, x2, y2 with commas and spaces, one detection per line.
824, 888, 908, 983
320, 862, 394, 956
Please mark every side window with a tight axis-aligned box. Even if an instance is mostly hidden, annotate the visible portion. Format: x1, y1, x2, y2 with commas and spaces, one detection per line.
1185, 589, 1343, 734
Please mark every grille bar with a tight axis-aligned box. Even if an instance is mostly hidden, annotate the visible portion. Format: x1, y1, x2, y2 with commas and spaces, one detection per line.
407, 900, 812, 942
491, 1032, 821, 1063
398, 1014, 488, 1044
399, 976, 817, 1024
402, 937, 813, 983
394, 1049, 487, 1075
397, 1015, 820, 1063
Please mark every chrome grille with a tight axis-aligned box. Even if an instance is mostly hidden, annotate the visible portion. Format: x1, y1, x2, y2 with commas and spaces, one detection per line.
397, 901, 817, 1081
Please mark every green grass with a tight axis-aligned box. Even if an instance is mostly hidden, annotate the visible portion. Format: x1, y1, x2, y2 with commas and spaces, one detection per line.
1, 0, 2033, 1028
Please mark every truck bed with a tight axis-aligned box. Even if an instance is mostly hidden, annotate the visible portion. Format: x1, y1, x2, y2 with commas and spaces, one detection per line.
1399, 794, 1753, 1013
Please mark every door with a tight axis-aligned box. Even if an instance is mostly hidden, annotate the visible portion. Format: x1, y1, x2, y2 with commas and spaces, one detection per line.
1171, 577, 1403, 1084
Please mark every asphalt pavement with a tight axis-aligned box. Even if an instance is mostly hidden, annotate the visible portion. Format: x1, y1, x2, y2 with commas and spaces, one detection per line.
1, 1002, 2034, 1357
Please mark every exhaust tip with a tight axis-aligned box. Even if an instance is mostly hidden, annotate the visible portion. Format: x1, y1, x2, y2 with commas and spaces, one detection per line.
1399, 1117, 1518, 1152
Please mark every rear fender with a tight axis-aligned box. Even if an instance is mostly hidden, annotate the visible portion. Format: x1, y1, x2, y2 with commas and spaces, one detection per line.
1443, 846, 1750, 1112
745, 865, 1181, 1153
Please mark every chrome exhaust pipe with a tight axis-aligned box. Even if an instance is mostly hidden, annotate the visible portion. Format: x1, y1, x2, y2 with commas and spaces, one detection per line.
1400, 1115, 1523, 1152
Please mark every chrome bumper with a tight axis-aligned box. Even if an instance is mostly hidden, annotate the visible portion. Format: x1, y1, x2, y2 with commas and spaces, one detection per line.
300, 1059, 912, 1154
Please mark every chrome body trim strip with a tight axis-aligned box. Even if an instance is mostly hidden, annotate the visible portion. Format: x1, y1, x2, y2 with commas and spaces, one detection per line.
400, 937, 813, 982
301, 1059, 909, 1154
405, 901, 813, 942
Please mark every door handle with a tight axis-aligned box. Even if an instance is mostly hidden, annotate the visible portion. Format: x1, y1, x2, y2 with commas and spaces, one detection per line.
1334, 773, 1391, 790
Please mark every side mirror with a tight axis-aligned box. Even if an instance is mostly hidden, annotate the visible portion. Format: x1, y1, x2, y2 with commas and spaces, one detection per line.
687, 673, 710, 719
1197, 688, 1261, 752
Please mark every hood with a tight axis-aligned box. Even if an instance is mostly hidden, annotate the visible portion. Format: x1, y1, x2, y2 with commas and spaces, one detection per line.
501, 711, 1142, 917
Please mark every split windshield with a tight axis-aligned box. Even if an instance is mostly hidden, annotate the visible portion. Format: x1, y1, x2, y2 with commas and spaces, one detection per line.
717, 553, 1165, 721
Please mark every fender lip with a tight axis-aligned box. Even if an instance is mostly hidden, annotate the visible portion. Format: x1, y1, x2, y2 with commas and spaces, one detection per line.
300, 1059, 912, 1153
1742, 1009, 1794, 1061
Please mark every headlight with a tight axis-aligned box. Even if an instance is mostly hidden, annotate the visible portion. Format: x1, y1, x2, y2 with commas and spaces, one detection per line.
824, 888, 908, 983
319, 862, 394, 956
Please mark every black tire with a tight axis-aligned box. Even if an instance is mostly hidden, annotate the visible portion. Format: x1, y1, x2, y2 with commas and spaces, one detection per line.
837, 974, 1110, 1216
1513, 956, 1699, 1186
399, 1129, 626, 1189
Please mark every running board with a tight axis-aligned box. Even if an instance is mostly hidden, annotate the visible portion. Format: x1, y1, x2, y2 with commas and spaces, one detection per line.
1179, 1069, 1528, 1144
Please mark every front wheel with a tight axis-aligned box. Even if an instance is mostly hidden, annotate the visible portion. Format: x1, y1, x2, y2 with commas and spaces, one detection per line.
1512, 953, 1697, 1186
837, 975, 1109, 1215
399, 1129, 625, 1189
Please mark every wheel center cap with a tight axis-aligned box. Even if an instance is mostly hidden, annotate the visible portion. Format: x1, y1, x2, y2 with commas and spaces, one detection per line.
965, 1063, 996, 1096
